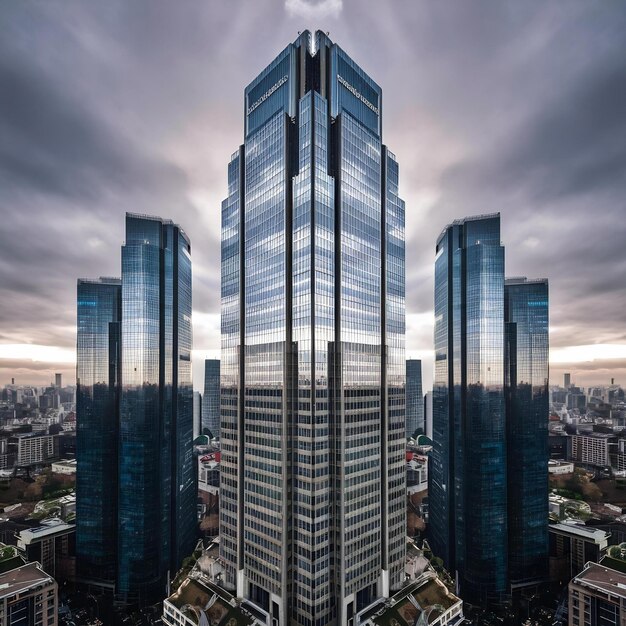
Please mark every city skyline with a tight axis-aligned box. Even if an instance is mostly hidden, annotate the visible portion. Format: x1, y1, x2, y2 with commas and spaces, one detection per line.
1, 1, 626, 391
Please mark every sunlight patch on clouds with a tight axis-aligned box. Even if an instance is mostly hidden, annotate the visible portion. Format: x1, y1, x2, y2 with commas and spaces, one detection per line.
551, 344, 626, 363
0, 344, 76, 364
285, 0, 343, 19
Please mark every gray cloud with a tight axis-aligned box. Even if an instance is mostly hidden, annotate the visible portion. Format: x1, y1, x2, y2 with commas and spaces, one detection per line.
0, 0, 625, 391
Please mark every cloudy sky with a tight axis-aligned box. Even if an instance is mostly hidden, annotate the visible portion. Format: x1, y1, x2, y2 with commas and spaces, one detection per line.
1, 0, 625, 392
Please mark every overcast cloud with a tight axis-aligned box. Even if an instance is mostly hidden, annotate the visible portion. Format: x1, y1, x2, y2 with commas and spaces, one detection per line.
1, 0, 625, 391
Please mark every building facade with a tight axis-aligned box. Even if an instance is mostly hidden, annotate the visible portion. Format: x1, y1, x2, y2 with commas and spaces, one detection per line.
505, 278, 549, 588
406, 359, 424, 438
201, 359, 220, 438
76, 277, 121, 589
220, 30, 406, 625
117, 214, 196, 604
76, 215, 196, 606
568, 561, 626, 626
429, 214, 508, 604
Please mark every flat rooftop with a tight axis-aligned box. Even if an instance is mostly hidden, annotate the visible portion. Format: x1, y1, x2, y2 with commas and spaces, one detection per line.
572, 562, 626, 598
549, 523, 609, 542
0, 562, 54, 598
18, 519, 75, 544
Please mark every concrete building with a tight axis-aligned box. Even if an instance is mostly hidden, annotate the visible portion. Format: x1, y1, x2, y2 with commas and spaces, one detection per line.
568, 561, 626, 626
51, 459, 76, 475
0, 557, 58, 626
549, 523, 610, 582
571, 433, 615, 467
9, 433, 57, 466
548, 460, 574, 475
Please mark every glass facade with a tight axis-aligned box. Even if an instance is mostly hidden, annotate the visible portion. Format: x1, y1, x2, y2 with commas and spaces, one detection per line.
430, 214, 508, 604
76, 277, 121, 587
406, 359, 424, 437
202, 359, 220, 437
117, 214, 196, 605
505, 278, 549, 586
220, 30, 405, 625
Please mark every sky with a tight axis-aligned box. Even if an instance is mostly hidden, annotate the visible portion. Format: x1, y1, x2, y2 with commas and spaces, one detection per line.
1, 0, 625, 393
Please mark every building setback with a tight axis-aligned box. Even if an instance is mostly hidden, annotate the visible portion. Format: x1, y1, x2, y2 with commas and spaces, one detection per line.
220, 30, 406, 625
76, 215, 196, 606
406, 359, 424, 438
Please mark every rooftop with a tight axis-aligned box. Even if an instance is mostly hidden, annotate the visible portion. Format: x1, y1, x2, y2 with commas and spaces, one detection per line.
572, 561, 626, 599
549, 523, 609, 542
18, 519, 74, 544
166, 576, 252, 625
0, 562, 54, 599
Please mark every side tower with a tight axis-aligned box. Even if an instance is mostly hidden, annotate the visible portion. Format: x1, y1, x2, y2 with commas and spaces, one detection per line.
220, 30, 406, 626
429, 214, 508, 604
76, 277, 121, 591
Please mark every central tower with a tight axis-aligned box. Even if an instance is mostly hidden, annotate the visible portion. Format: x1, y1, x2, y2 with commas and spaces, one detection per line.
220, 31, 406, 625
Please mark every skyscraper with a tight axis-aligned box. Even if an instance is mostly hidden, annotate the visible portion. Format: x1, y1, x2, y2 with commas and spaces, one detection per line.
220, 30, 406, 625
201, 359, 220, 437
564, 372, 571, 388
55, 373, 62, 388
76, 215, 196, 606
76, 277, 121, 589
406, 359, 424, 437
505, 277, 549, 588
429, 214, 508, 604
118, 214, 196, 604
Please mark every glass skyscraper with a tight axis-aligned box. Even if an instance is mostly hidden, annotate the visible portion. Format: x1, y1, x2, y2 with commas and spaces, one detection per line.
76, 277, 121, 589
505, 277, 549, 587
429, 214, 508, 604
202, 359, 220, 437
220, 31, 406, 625
406, 359, 424, 437
77, 214, 196, 606
118, 214, 196, 604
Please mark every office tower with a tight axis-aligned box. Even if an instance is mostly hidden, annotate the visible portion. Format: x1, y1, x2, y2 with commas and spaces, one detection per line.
201, 359, 220, 438
117, 214, 196, 604
564, 373, 571, 389
55, 373, 62, 388
220, 30, 406, 625
429, 214, 507, 604
193, 391, 202, 439
406, 359, 424, 437
424, 391, 433, 440
505, 278, 549, 588
76, 277, 121, 588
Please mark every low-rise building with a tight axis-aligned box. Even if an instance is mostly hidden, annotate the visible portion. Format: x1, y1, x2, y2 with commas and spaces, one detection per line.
571, 433, 615, 468
549, 523, 610, 582
568, 561, 626, 626
0, 552, 58, 626
549, 460, 574, 474
50, 459, 76, 475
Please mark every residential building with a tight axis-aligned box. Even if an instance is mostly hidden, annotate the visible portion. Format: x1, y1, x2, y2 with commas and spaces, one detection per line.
76, 276, 121, 590
0, 554, 57, 626
220, 30, 406, 624
406, 359, 424, 437
505, 277, 549, 588
572, 433, 615, 467
429, 214, 507, 604
568, 561, 626, 626
9, 433, 58, 466
118, 214, 196, 604
201, 359, 220, 438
